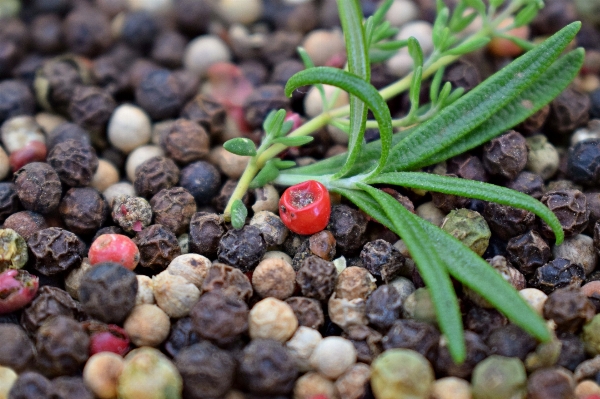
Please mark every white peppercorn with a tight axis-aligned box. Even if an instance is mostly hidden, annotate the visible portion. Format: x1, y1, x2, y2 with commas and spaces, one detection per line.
575, 380, 600, 397
430, 377, 472, 399
183, 35, 231, 77
285, 326, 322, 372
217, 0, 263, 25
1, 115, 45, 153
211, 146, 250, 179
416, 201, 445, 227
252, 258, 296, 300
520, 288, 548, 315
385, 0, 419, 27
328, 293, 368, 330
309, 336, 357, 379
91, 159, 120, 192
293, 372, 336, 399
123, 304, 171, 347
152, 270, 200, 318
553, 234, 597, 275
262, 250, 293, 265
125, 144, 164, 182
64, 257, 92, 300
335, 266, 376, 300
335, 363, 371, 399
249, 297, 298, 342
301, 29, 345, 67
108, 104, 151, 153
0, 366, 17, 399
136, 275, 155, 305
526, 135, 559, 180
83, 352, 124, 399
103, 182, 136, 207
252, 184, 279, 213
167, 253, 212, 289
0, 146, 8, 181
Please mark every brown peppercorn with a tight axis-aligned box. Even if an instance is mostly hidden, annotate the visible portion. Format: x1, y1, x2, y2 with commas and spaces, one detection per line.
444, 61, 480, 92
482, 130, 528, 180
342, 324, 383, 364
63, 7, 112, 57
0, 80, 35, 123
446, 153, 488, 182
30, 14, 63, 54
111, 195, 152, 233
212, 178, 250, 213
328, 204, 368, 256
34, 56, 91, 114
35, 316, 89, 377
52, 376, 94, 399
28, 227, 85, 276
285, 296, 325, 330
159, 119, 210, 165
180, 94, 227, 139
557, 333, 586, 371
239, 339, 298, 396
540, 190, 589, 239
328, 293, 368, 330
309, 230, 336, 261
545, 87, 590, 137
431, 175, 471, 213
189, 212, 225, 259
7, 372, 53, 398
133, 224, 181, 272
517, 104, 550, 134
68, 86, 116, 135
360, 239, 409, 282
151, 30, 186, 68
527, 367, 576, 399
150, 187, 197, 236
243, 84, 290, 130
217, 225, 266, 272
252, 258, 296, 300
3, 211, 47, 240
296, 255, 337, 301
543, 286, 595, 334
436, 331, 489, 379
382, 319, 440, 364
249, 211, 289, 248
190, 291, 248, 346
164, 317, 201, 358
59, 187, 107, 236
486, 324, 537, 361
506, 230, 551, 275
465, 306, 508, 341
201, 263, 253, 302
78, 262, 138, 324
135, 70, 184, 119
47, 139, 99, 187
134, 156, 180, 198
0, 324, 35, 372
21, 286, 81, 333
174, 341, 236, 399
506, 171, 545, 199
335, 266, 376, 301
366, 285, 404, 332
14, 162, 62, 214
483, 202, 535, 241
531, 258, 585, 294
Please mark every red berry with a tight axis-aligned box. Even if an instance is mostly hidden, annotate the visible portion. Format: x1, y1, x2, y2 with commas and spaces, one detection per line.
0, 269, 39, 314
9, 141, 47, 172
89, 234, 140, 270
309, 395, 329, 399
584, 396, 600, 399
279, 180, 331, 235
84, 321, 130, 356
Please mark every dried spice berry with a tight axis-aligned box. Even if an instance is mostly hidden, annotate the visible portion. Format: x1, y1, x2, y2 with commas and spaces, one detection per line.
441, 209, 491, 256
544, 286, 595, 334
285, 296, 325, 330
7, 372, 53, 398
28, 227, 85, 276
212, 178, 250, 213
13, 162, 62, 214
540, 189, 590, 239
152, 270, 200, 318
180, 94, 227, 138
89, 234, 140, 270
360, 239, 408, 282
34, 56, 91, 114
68, 86, 116, 135
328, 204, 368, 256
436, 331, 489, 379
252, 258, 296, 300
483, 202, 535, 241
47, 139, 99, 188
35, 315, 90, 377
382, 319, 440, 364
135, 70, 184, 120
279, 180, 331, 235
78, 262, 138, 324
174, 341, 236, 399
46, 122, 90, 152
0, 270, 38, 314
179, 161, 221, 206
328, 292, 368, 330
308, 230, 336, 261
159, 119, 210, 165
190, 291, 248, 346
0, 80, 35, 123
217, 225, 266, 272
132, 224, 180, 271
30, 14, 63, 54
150, 187, 197, 236
63, 7, 112, 57
545, 87, 591, 137
239, 339, 298, 396
366, 285, 404, 332
0, 228, 27, 272
123, 304, 171, 348
189, 212, 225, 259
506, 171, 545, 199
112, 195, 153, 233
21, 286, 81, 333
0, 182, 20, 223
482, 130, 528, 180
134, 156, 179, 198
249, 210, 289, 248
59, 187, 107, 236
557, 333, 586, 371
446, 153, 488, 182
164, 317, 201, 358
0, 324, 35, 372
568, 139, 600, 186
3, 211, 47, 241
249, 297, 298, 342
151, 30, 186, 68
471, 355, 527, 399
531, 258, 585, 294
527, 367, 576, 399
296, 255, 337, 301
371, 349, 434, 399
342, 324, 382, 364
52, 376, 94, 399
201, 263, 253, 301
506, 230, 551, 275
243, 84, 290, 130
486, 324, 539, 361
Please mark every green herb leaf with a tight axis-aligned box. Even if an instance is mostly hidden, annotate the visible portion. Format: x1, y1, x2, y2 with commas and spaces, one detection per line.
373, 40, 409, 51
408, 66, 423, 116
429, 67, 445, 104
272, 136, 314, 146
489, 0, 505, 7
463, 0, 485, 15
449, 11, 478, 33
514, 3, 540, 27
385, 22, 581, 173
230, 199, 247, 229
408, 37, 424, 67
249, 160, 280, 189
445, 37, 490, 56
432, 6, 450, 49
369, 172, 565, 245
223, 138, 257, 156
272, 159, 296, 169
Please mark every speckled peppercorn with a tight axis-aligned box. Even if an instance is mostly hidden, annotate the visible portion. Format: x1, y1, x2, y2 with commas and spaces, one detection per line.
382, 319, 440, 364
201, 263, 253, 301
134, 156, 179, 198
47, 139, 98, 187
371, 348, 434, 399
531, 258, 585, 294
441, 208, 491, 256
20, 286, 80, 333
28, 227, 85, 276
35, 315, 89, 377
190, 291, 248, 345
540, 190, 589, 239
13, 162, 62, 214
506, 230, 551, 275
285, 296, 325, 330
296, 255, 337, 301
249, 210, 289, 247
150, 187, 197, 236
159, 118, 209, 165
78, 262, 138, 324
189, 212, 225, 259
111, 195, 153, 233
544, 286, 595, 334
0, 324, 35, 372
217, 225, 266, 272
328, 204, 368, 256
360, 239, 408, 282
152, 271, 200, 318
133, 224, 181, 271
59, 187, 107, 236
482, 130, 528, 180
0, 228, 27, 272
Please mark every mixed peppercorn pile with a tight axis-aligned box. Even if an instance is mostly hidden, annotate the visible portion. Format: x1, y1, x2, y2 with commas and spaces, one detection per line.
3, 0, 600, 398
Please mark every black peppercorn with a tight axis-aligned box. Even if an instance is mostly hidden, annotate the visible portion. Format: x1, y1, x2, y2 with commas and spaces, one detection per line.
133, 224, 181, 271
51, 376, 94, 399
35, 315, 89, 377
483, 202, 535, 241
150, 187, 197, 236
174, 341, 236, 399
21, 286, 81, 333
14, 162, 62, 214
217, 225, 266, 272
342, 324, 382, 364
436, 331, 489, 379
539, 190, 589, 239
188, 212, 225, 259
366, 285, 403, 332
517, 104, 550, 135
482, 130, 528, 180
444, 61, 481, 92
446, 153, 488, 182
35, 57, 90, 114
63, 7, 112, 57
530, 258, 585, 294
163, 317, 201, 358
360, 239, 408, 282
30, 14, 63, 54
180, 94, 227, 139
557, 332, 586, 371
243, 84, 290, 130
151, 30, 186, 69
201, 263, 253, 302
296, 255, 337, 301
190, 291, 248, 346
567, 139, 600, 186
238, 339, 298, 396
179, 161, 221, 205
28, 227, 85, 276
543, 286, 595, 334
134, 156, 180, 198
46, 122, 90, 151
135, 70, 184, 119
285, 296, 325, 330
47, 139, 99, 187
527, 367, 576, 399
506, 171, 545, 199
78, 262, 138, 324
4, 211, 47, 241
0, 182, 20, 223
486, 324, 538, 361
382, 319, 440, 364
59, 187, 107, 236
119, 11, 158, 51
0, 324, 35, 372
0, 80, 35, 123
431, 175, 471, 213
545, 87, 590, 137
68, 85, 116, 136
159, 118, 210, 165
506, 230, 551, 275
7, 371, 53, 398
328, 204, 368, 256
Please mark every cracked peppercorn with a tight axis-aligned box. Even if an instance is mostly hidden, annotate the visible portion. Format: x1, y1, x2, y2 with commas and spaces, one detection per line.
164, 317, 201, 358
201, 263, 253, 301
360, 239, 408, 282
14, 162, 62, 214
59, 187, 107, 236
133, 224, 181, 272
285, 296, 325, 330
28, 227, 85, 276
150, 187, 196, 236
217, 225, 266, 272
545, 87, 590, 137
531, 258, 585, 294
327, 204, 369, 256
506, 230, 551, 275
34, 57, 91, 114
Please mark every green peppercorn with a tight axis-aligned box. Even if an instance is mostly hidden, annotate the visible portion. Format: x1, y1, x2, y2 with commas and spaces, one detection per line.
471, 355, 527, 399
582, 314, 600, 356
403, 287, 437, 325
0, 228, 27, 272
441, 209, 491, 256
371, 348, 434, 399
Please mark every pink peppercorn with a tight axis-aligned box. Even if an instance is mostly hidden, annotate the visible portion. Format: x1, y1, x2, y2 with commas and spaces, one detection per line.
84, 321, 130, 356
0, 269, 39, 314
9, 141, 47, 172
89, 234, 140, 270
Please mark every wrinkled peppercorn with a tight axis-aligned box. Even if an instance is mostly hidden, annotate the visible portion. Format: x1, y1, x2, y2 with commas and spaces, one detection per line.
342, 324, 382, 364
150, 187, 196, 236
0, 183, 20, 223
436, 331, 489, 379
482, 131, 528, 180
506, 171, 545, 199
163, 317, 201, 358
201, 263, 253, 302
135, 70, 184, 120
296, 256, 337, 301
134, 156, 180, 199
545, 87, 590, 137
28, 227, 85, 276
21, 286, 81, 333
179, 161, 221, 206
133, 224, 181, 271
7, 371, 53, 398
0, 324, 34, 372
63, 7, 112, 57
483, 202, 535, 241
243, 85, 290, 130
506, 230, 551, 275
568, 139, 600, 186
382, 319, 440, 364
366, 285, 403, 332
285, 296, 325, 330
360, 239, 408, 282
68, 86, 116, 135
46, 123, 90, 152
328, 205, 368, 256
540, 190, 589, 239
446, 154, 488, 182
59, 188, 107, 236
190, 291, 248, 346
78, 262, 138, 324
239, 338, 298, 395
530, 258, 585, 294
35, 315, 89, 377
180, 94, 227, 138
14, 162, 62, 214
217, 225, 266, 272
0, 80, 35, 123
465, 306, 508, 340
188, 212, 225, 259
174, 341, 236, 399
47, 139, 98, 187
543, 286, 595, 333
159, 119, 210, 165
486, 324, 538, 361
3, 211, 47, 241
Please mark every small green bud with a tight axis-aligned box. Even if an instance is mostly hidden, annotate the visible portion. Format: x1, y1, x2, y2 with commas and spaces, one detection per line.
0, 229, 28, 272
472, 355, 527, 399
582, 314, 600, 356
441, 209, 491, 256
371, 349, 434, 399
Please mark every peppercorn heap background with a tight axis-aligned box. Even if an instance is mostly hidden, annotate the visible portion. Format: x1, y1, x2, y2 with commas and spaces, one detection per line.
1, 0, 600, 398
